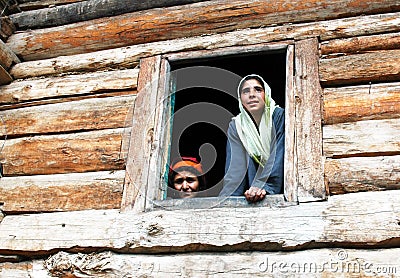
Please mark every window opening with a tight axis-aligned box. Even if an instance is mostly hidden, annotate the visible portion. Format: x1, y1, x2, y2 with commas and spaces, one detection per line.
166, 50, 287, 199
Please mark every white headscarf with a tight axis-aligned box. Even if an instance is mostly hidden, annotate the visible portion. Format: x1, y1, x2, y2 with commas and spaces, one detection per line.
233, 74, 277, 166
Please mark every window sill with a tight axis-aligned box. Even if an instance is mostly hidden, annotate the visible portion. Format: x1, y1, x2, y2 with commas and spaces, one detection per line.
151, 194, 298, 211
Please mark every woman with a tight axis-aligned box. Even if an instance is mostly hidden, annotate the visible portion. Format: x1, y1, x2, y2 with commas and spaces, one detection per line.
219, 74, 285, 203
168, 156, 206, 198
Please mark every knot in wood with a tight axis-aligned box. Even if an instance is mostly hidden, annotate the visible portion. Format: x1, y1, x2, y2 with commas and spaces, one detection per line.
147, 223, 163, 236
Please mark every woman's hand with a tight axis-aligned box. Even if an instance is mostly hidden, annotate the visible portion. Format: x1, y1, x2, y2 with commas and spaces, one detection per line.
244, 186, 266, 203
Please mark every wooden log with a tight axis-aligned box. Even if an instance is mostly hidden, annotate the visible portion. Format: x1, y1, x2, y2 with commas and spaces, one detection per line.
0, 17, 16, 42
10, 12, 400, 79
2, 248, 400, 277
0, 40, 20, 70
0, 190, 399, 254
0, 68, 138, 105
294, 38, 325, 202
0, 128, 129, 176
0, 94, 135, 137
323, 118, 400, 158
321, 32, 400, 56
18, 0, 90, 11
12, 0, 211, 29
7, 0, 400, 61
325, 155, 400, 195
323, 82, 400, 124
0, 65, 12, 85
319, 49, 400, 86
0, 170, 124, 213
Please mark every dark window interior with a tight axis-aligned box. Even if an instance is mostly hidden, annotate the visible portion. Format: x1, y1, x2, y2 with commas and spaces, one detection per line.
167, 50, 287, 197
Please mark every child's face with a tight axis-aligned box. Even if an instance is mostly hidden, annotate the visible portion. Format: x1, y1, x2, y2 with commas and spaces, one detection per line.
173, 170, 199, 192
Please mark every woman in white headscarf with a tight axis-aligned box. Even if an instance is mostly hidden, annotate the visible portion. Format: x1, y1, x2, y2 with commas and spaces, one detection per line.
219, 74, 285, 202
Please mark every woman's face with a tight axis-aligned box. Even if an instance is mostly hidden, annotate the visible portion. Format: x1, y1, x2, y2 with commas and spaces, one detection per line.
173, 170, 200, 192
240, 79, 266, 117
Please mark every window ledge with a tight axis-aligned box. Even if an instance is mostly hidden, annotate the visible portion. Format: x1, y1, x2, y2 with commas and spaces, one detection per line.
151, 194, 297, 211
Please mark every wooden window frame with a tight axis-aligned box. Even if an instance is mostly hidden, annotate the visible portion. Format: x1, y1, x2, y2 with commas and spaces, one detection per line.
121, 38, 325, 212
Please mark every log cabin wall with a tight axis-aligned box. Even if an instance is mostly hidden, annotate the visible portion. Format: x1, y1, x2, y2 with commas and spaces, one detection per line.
0, 0, 400, 276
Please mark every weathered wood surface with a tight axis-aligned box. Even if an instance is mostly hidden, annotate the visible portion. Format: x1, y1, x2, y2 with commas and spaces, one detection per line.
0, 65, 13, 85
325, 155, 400, 195
0, 95, 135, 137
0, 128, 129, 176
12, 0, 211, 29
0, 40, 19, 70
0, 190, 399, 255
7, 0, 400, 61
321, 32, 400, 56
0, 170, 124, 213
121, 56, 162, 212
294, 38, 325, 202
2, 248, 400, 277
284, 45, 297, 202
18, 0, 84, 12
10, 12, 400, 79
323, 118, 400, 158
0, 17, 16, 42
320, 49, 400, 86
0, 68, 138, 106
323, 82, 400, 124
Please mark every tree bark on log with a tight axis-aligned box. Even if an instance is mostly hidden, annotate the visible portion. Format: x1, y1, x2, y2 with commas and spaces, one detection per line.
0, 95, 135, 137
0, 190, 398, 254
321, 32, 400, 56
323, 82, 400, 124
319, 49, 400, 86
0, 68, 138, 105
323, 118, 400, 158
7, 0, 400, 61
12, 0, 211, 29
0, 170, 124, 213
325, 155, 400, 195
0, 128, 129, 176
10, 12, 400, 78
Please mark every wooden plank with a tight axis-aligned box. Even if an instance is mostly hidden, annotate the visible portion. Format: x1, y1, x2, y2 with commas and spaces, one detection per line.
0, 68, 138, 105
0, 40, 20, 70
12, 0, 211, 29
121, 56, 162, 212
294, 38, 325, 202
142, 57, 173, 210
325, 155, 400, 195
7, 0, 400, 61
0, 170, 125, 213
0, 128, 129, 176
323, 82, 400, 124
0, 190, 399, 254
320, 49, 400, 86
323, 118, 400, 158
321, 32, 400, 56
284, 45, 297, 202
10, 12, 400, 79
0, 95, 135, 137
